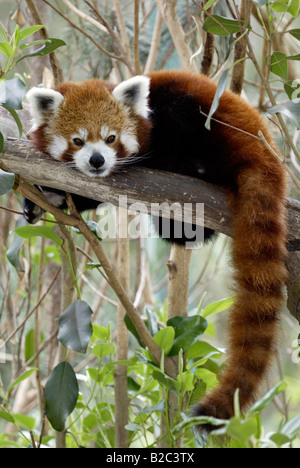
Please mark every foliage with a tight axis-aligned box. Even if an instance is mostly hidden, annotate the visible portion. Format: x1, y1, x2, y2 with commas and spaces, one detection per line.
0, 23, 65, 151
0, 0, 300, 450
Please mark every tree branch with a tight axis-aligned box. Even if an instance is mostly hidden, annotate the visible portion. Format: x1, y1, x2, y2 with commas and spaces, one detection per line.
1, 140, 300, 243
0, 140, 179, 378
156, 0, 198, 72
1, 139, 300, 322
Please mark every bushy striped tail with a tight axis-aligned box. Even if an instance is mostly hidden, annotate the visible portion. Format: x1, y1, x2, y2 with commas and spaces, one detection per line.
194, 144, 288, 427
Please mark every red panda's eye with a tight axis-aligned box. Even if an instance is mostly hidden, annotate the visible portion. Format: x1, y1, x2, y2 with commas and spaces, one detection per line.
106, 135, 116, 144
73, 138, 84, 147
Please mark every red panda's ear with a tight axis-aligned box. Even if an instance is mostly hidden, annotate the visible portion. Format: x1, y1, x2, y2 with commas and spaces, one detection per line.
112, 76, 150, 118
26, 87, 64, 126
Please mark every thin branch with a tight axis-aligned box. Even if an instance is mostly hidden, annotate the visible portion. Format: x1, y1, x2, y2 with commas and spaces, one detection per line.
144, 7, 163, 73
41, 0, 123, 63
64, 194, 177, 377
113, 0, 131, 57
156, 0, 198, 72
114, 207, 130, 448
199, 107, 261, 140
134, 0, 141, 75
246, 35, 300, 163
84, 0, 135, 75
25, 0, 64, 85
230, 0, 251, 94
0, 267, 61, 351
258, 130, 300, 195
61, 0, 109, 33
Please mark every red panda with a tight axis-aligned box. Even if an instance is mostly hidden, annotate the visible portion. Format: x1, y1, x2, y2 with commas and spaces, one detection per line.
24, 70, 288, 429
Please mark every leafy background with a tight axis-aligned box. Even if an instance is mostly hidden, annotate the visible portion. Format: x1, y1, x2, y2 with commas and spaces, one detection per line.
0, 0, 300, 449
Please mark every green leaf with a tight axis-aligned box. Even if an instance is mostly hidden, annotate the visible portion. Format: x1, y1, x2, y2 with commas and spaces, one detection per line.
188, 350, 223, 370
0, 410, 15, 423
186, 340, 223, 360
0, 26, 7, 42
284, 80, 300, 99
273, 0, 300, 17
176, 371, 194, 393
15, 225, 63, 246
6, 217, 26, 272
11, 26, 20, 49
226, 417, 257, 442
287, 53, 300, 61
19, 25, 44, 41
7, 368, 38, 394
72, 220, 102, 241
124, 313, 145, 348
25, 329, 35, 362
145, 308, 159, 336
270, 432, 293, 446
205, 69, 228, 130
267, 99, 300, 129
0, 169, 15, 195
1, 106, 23, 138
19, 40, 49, 52
287, 28, 300, 41
16, 38, 66, 63
270, 51, 288, 79
58, 300, 93, 353
281, 413, 300, 439
203, 15, 247, 35
248, 380, 287, 414
0, 77, 26, 110
92, 324, 110, 341
92, 342, 113, 358
202, 296, 235, 318
0, 42, 13, 57
127, 376, 140, 392
152, 370, 178, 393
202, 0, 218, 10
13, 413, 35, 431
167, 315, 208, 356
125, 423, 142, 432
153, 327, 175, 355
45, 361, 79, 432
173, 414, 227, 434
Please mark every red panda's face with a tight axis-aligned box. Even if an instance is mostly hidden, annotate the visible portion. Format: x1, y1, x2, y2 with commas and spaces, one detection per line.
26, 77, 151, 177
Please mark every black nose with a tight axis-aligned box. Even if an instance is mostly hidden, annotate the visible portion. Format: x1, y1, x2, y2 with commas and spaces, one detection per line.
89, 153, 105, 169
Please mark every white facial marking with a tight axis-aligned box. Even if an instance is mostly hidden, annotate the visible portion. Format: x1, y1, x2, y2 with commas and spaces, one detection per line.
101, 125, 109, 140
79, 127, 88, 140
101, 125, 117, 141
48, 135, 68, 160
72, 127, 88, 142
73, 140, 117, 177
121, 132, 139, 155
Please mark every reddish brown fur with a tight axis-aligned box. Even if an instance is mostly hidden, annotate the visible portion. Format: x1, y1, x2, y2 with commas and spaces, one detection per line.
31, 79, 152, 163
29, 70, 288, 427
150, 71, 287, 422
146, 71, 287, 423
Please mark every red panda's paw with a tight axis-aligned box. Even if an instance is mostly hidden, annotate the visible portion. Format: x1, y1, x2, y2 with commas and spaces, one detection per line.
23, 197, 45, 224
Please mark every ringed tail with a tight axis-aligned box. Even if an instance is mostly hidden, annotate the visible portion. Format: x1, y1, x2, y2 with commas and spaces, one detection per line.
194, 128, 288, 426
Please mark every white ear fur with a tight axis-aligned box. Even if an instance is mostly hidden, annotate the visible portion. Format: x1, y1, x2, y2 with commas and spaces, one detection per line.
112, 76, 150, 118
26, 87, 64, 126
